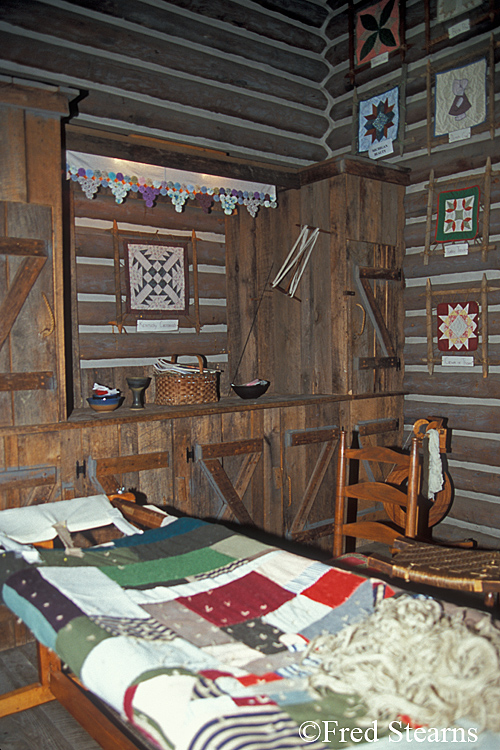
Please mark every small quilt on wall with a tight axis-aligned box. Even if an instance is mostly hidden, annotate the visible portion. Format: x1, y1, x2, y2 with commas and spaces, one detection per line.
355, 0, 400, 66
435, 186, 480, 243
358, 85, 399, 153
437, 302, 479, 351
437, 0, 482, 22
125, 241, 189, 317
434, 57, 487, 136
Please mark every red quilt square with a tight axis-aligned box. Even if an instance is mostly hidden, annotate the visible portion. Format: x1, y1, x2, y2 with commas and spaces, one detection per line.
302, 568, 365, 608
437, 301, 479, 352
177, 572, 294, 627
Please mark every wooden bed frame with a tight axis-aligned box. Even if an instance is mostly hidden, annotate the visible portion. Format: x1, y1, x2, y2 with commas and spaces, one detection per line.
0, 494, 167, 750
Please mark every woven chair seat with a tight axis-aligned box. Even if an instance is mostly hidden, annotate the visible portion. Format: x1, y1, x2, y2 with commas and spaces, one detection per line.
385, 541, 500, 594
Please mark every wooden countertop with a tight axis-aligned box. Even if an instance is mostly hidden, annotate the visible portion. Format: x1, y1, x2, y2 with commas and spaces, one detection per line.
0, 391, 407, 435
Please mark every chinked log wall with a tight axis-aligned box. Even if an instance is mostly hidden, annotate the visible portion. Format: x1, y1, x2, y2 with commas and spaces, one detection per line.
71, 182, 229, 407
320, 3, 500, 544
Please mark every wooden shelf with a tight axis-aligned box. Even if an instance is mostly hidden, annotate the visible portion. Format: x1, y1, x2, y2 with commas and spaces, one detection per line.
68, 391, 407, 426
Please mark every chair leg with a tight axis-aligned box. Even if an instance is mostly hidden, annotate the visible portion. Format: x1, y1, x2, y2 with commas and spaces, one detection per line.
333, 431, 347, 558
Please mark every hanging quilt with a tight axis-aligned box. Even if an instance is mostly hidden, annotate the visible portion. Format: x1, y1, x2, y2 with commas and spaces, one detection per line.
437, 0, 482, 22
358, 85, 399, 153
437, 302, 479, 351
355, 0, 400, 66
434, 58, 487, 136
125, 242, 189, 317
435, 186, 480, 243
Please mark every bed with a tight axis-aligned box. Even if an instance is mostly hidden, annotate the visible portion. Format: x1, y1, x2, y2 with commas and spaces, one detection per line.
0, 498, 500, 750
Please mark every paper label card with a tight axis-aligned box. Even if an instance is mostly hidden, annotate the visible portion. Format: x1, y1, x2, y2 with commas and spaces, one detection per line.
444, 242, 469, 256
442, 355, 475, 366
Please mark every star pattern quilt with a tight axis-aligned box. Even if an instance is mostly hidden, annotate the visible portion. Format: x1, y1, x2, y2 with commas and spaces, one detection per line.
437, 301, 479, 351
1, 517, 395, 750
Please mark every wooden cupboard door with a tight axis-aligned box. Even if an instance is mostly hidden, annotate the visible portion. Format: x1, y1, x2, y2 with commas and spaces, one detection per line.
0, 203, 59, 427
346, 239, 404, 395
282, 402, 340, 553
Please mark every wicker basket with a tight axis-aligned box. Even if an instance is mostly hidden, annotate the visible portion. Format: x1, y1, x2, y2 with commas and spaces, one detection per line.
154, 355, 219, 406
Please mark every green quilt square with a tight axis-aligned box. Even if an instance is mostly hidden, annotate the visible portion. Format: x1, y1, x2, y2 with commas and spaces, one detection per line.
435, 186, 480, 242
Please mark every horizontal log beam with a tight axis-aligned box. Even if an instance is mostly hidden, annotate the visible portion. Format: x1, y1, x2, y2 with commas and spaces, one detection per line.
75, 228, 225, 266
79, 331, 227, 359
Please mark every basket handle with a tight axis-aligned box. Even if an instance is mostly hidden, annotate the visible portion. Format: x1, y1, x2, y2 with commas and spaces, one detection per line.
169, 354, 207, 373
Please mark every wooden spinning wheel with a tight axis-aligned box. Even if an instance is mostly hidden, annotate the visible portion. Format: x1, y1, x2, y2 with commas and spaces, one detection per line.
383, 418, 453, 531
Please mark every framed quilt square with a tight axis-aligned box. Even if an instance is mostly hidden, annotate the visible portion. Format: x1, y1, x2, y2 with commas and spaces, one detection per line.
434, 58, 487, 137
358, 85, 399, 153
355, 0, 400, 67
437, 302, 479, 352
125, 241, 189, 317
435, 186, 480, 243
437, 0, 482, 22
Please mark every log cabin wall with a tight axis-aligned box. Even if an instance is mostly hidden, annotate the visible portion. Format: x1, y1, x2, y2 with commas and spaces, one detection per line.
0, 1, 498, 545
70, 180, 229, 407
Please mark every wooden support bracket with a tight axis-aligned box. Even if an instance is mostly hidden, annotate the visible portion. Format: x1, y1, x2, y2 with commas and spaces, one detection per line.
195, 438, 263, 526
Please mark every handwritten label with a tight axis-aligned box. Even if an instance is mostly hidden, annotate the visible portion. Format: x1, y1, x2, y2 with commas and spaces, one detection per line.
137, 319, 179, 332
371, 51, 389, 68
449, 127, 471, 143
442, 355, 474, 367
448, 18, 470, 39
444, 242, 469, 257
368, 139, 394, 160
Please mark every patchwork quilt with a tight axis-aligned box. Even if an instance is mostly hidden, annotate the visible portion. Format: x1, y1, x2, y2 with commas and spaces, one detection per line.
0, 516, 402, 749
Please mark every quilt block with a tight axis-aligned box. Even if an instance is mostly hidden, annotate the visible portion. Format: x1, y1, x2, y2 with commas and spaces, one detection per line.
437, 301, 479, 351
435, 186, 480, 243
125, 241, 189, 316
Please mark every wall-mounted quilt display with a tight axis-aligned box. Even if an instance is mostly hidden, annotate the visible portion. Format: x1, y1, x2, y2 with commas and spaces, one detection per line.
437, 301, 479, 351
434, 58, 487, 137
424, 160, 496, 264
437, 0, 482, 21
124, 241, 189, 317
426, 276, 490, 377
435, 186, 481, 243
348, 0, 405, 82
425, 0, 497, 51
426, 37, 495, 153
66, 151, 277, 217
357, 85, 400, 156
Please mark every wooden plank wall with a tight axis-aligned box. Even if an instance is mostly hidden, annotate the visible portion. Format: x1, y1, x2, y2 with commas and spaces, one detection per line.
71, 182, 229, 406
0, 0, 498, 542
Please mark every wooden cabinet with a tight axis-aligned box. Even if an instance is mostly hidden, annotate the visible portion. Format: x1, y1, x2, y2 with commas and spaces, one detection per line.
225, 156, 409, 400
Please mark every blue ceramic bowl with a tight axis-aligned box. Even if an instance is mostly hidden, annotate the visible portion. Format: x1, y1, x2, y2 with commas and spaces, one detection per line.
87, 396, 124, 412
231, 380, 270, 400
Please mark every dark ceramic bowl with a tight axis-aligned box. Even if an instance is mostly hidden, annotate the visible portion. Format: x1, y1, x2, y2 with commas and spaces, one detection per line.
231, 380, 270, 400
87, 396, 124, 412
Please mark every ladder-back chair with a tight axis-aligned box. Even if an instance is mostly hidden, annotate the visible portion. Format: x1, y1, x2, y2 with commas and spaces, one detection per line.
333, 430, 420, 558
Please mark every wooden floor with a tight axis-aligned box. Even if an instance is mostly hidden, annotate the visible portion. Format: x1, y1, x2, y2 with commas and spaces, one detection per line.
0, 643, 100, 750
